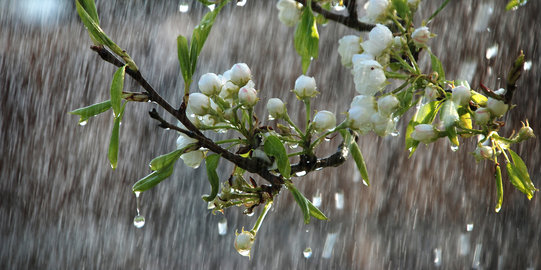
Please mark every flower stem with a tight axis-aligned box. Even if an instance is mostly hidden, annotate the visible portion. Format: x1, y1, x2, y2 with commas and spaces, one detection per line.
251, 200, 273, 234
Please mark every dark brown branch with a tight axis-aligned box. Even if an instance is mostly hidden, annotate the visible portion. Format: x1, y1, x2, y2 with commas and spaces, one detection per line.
295, 0, 374, 32
290, 136, 349, 175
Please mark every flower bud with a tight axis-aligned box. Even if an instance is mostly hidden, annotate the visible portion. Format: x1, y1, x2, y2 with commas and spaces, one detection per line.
473, 145, 494, 161
313, 110, 336, 132
515, 121, 535, 142
371, 112, 394, 136
377, 95, 399, 116
180, 150, 205, 168
360, 0, 390, 24
276, 0, 301, 27
473, 107, 491, 125
424, 84, 439, 101
188, 93, 210, 116
348, 106, 374, 133
411, 26, 431, 44
238, 86, 258, 107
234, 228, 256, 258
294, 75, 318, 98
451, 85, 471, 106
351, 53, 374, 64
486, 97, 508, 117
230, 63, 251, 86
410, 124, 438, 143
441, 100, 459, 128
198, 73, 223, 96
220, 80, 240, 100
350, 95, 376, 110
267, 98, 286, 119
361, 24, 393, 57
338, 35, 362, 67
352, 59, 386, 95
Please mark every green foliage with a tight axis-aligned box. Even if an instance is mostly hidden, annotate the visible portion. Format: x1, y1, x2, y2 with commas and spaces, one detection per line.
69, 100, 111, 124
285, 181, 327, 224
110, 65, 126, 117
294, 2, 319, 74
392, 0, 411, 21
108, 103, 126, 170
202, 154, 221, 202
495, 165, 503, 212
429, 50, 445, 82
506, 0, 528, 10
507, 149, 537, 199
405, 100, 442, 156
177, 35, 191, 86
132, 162, 177, 193
263, 135, 291, 179
340, 130, 370, 186
149, 149, 183, 171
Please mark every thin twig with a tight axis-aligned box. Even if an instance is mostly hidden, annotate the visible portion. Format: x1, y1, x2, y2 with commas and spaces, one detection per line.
295, 0, 374, 31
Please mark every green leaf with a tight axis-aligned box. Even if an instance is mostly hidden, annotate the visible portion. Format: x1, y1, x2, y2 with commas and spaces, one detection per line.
177, 35, 192, 86
69, 100, 112, 124
189, 0, 229, 76
394, 86, 414, 117
506, 162, 533, 200
263, 135, 291, 179
110, 65, 126, 117
495, 165, 503, 212
392, 0, 411, 20
294, 4, 319, 74
202, 154, 221, 202
307, 199, 328, 220
508, 149, 537, 193
108, 104, 126, 170
429, 50, 445, 82
405, 100, 442, 156
149, 149, 183, 171
506, 0, 528, 11
350, 141, 370, 186
285, 181, 310, 224
132, 162, 177, 193
78, 0, 99, 25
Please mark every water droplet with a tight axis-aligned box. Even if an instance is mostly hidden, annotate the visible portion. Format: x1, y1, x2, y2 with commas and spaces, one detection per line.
467, 223, 474, 231
362, 179, 369, 186
303, 247, 313, 258
458, 233, 470, 256
289, 143, 298, 149
390, 131, 400, 136
324, 137, 331, 142
485, 44, 499, 59
218, 218, 227, 235
295, 171, 307, 177
450, 145, 459, 152
268, 115, 275, 121
312, 191, 322, 207
332, 4, 346, 11
236, 0, 247, 6
334, 191, 344, 210
315, 167, 323, 171
79, 120, 88, 126
322, 232, 339, 259
178, 2, 189, 13
524, 60, 532, 70
133, 215, 145, 228
246, 212, 254, 217
207, 201, 216, 209
207, 4, 215, 11
433, 248, 442, 267
472, 243, 483, 269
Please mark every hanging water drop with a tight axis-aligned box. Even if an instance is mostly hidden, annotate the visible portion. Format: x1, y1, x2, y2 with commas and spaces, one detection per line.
178, 2, 189, 13
236, 0, 247, 6
334, 191, 344, 210
450, 145, 459, 152
207, 4, 215, 11
303, 247, 312, 258
78, 120, 88, 126
324, 137, 331, 142
295, 171, 306, 177
218, 218, 227, 235
362, 179, 369, 186
133, 215, 145, 228
312, 191, 322, 207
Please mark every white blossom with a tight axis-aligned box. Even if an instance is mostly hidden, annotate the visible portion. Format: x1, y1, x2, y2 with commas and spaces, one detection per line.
338, 35, 362, 67
452, 85, 471, 106
377, 95, 399, 116
410, 124, 438, 143
188, 93, 210, 116
473, 107, 491, 125
352, 59, 386, 95
294, 75, 318, 98
198, 73, 223, 96
230, 63, 251, 86
313, 110, 336, 132
267, 98, 286, 119
348, 106, 374, 133
411, 26, 431, 45
276, 0, 302, 27
370, 112, 395, 136
359, 0, 390, 23
350, 95, 376, 109
176, 134, 204, 168
238, 86, 258, 106
361, 24, 393, 57
424, 84, 439, 101
441, 100, 459, 128
486, 97, 509, 117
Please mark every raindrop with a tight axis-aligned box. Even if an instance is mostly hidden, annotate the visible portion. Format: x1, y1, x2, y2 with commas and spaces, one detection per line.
268, 115, 275, 121
324, 137, 331, 142
467, 223, 474, 231
485, 44, 499, 59
390, 131, 400, 136
303, 247, 313, 258
289, 143, 299, 149
207, 4, 215, 11
78, 120, 88, 126
218, 218, 227, 235
334, 191, 344, 210
362, 179, 369, 186
458, 233, 470, 256
472, 243, 482, 269
133, 215, 145, 228
333, 4, 346, 11
524, 60, 532, 70
246, 212, 254, 217
312, 191, 322, 207
315, 167, 323, 171
236, 0, 247, 6
207, 201, 216, 209
450, 145, 458, 152
322, 232, 339, 259
295, 171, 307, 177
433, 248, 442, 267
178, 2, 189, 13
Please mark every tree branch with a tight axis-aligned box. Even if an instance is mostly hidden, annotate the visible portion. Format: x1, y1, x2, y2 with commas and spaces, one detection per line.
295, 0, 374, 32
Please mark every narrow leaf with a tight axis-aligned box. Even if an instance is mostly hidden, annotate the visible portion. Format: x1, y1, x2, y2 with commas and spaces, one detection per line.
495, 165, 503, 212
110, 65, 126, 117
392, 0, 411, 20
69, 100, 111, 124
507, 162, 533, 200
202, 154, 221, 202
132, 162, 176, 193
149, 149, 183, 171
294, 4, 319, 73
78, 0, 99, 25
508, 149, 537, 192
285, 181, 310, 224
307, 199, 328, 220
177, 35, 192, 86
108, 104, 126, 170
350, 141, 370, 186
429, 50, 445, 81
263, 135, 291, 179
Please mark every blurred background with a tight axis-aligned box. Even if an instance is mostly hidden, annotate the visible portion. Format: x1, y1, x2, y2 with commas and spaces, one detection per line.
1, 0, 539, 269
